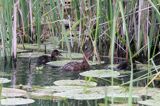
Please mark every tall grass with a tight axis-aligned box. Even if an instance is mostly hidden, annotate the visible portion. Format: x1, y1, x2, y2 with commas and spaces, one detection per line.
0, 0, 13, 63
119, 1, 133, 105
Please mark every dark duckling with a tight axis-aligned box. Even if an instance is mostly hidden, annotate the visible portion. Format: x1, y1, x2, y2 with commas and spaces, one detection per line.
116, 60, 137, 70
37, 49, 62, 66
116, 61, 130, 70
61, 50, 93, 72
105, 60, 136, 71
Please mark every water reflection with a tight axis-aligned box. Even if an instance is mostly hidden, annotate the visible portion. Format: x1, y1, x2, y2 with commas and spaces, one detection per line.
0, 56, 98, 106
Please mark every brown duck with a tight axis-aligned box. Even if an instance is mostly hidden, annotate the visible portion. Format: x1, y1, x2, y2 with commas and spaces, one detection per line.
37, 49, 62, 66
61, 50, 92, 71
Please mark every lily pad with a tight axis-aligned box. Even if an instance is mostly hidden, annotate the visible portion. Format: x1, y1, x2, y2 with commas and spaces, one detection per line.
0, 72, 12, 77
17, 43, 59, 52
1, 98, 35, 106
18, 52, 45, 58
47, 60, 104, 67
136, 64, 153, 70
152, 93, 160, 101
109, 104, 136, 106
138, 99, 160, 106
103, 86, 140, 103
2, 88, 27, 97
47, 60, 81, 67
79, 69, 120, 78
15, 84, 43, 91
98, 103, 137, 106
0, 78, 11, 84
53, 79, 97, 86
106, 86, 139, 98
53, 86, 140, 101
31, 86, 84, 97
132, 87, 160, 97
53, 87, 105, 100
17, 44, 42, 51
106, 92, 139, 99
60, 52, 83, 59
106, 64, 119, 69
17, 49, 32, 53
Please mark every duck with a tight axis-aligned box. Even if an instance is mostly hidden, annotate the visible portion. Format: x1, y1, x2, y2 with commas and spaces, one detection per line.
61, 49, 93, 72
36, 49, 62, 66
117, 59, 138, 70
116, 61, 130, 70
104, 60, 136, 71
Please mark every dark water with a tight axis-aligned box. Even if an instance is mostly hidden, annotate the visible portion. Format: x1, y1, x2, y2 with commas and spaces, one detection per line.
0, 57, 86, 106
0, 56, 150, 106
16, 57, 79, 86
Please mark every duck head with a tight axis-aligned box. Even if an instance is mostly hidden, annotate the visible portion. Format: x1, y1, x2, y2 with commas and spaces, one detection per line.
80, 49, 93, 70
51, 49, 62, 60
82, 47, 93, 63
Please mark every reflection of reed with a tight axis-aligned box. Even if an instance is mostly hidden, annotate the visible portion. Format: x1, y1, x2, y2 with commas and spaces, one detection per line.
11, 61, 17, 88
27, 54, 33, 91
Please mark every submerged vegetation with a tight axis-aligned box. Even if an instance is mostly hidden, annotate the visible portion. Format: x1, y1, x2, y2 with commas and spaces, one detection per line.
0, 0, 160, 106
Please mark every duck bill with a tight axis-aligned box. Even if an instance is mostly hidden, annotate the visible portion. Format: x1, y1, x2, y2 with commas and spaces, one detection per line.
58, 53, 62, 56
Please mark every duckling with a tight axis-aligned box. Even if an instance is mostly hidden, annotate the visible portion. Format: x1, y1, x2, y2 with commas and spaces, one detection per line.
116, 60, 137, 70
116, 61, 130, 70
61, 50, 92, 72
37, 49, 62, 66
105, 60, 136, 71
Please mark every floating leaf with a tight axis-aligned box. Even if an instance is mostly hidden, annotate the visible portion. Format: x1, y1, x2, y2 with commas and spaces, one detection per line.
132, 87, 160, 97
53, 86, 140, 101
106, 64, 119, 69
138, 99, 160, 106
88, 61, 104, 65
17, 44, 39, 49
47, 60, 103, 67
53, 79, 97, 86
15, 84, 43, 91
60, 52, 83, 59
47, 60, 81, 67
0, 72, 12, 77
18, 52, 45, 58
17, 43, 57, 51
136, 64, 153, 70
98, 103, 137, 106
2, 88, 27, 97
17, 43, 63, 53
1, 98, 35, 106
109, 104, 136, 106
17, 49, 32, 53
0, 78, 11, 84
152, 93, 160, 101
80, 69, 120, 78
53, 87, 105, 100
31, 86, 84, 97
105, 86, 139, 99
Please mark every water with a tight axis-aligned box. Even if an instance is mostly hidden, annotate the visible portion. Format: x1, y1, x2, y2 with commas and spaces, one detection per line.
0, 56, 149, 106
0, 57, 83, 106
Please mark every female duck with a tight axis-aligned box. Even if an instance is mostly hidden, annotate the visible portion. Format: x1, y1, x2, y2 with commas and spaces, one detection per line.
37, 49, 61, 66
61, 50, 92, 72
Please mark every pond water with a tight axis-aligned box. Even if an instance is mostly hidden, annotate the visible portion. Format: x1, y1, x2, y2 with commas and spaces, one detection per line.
1, 55, 111, 106
0, 57, 84, 106
0, 56, 153, 106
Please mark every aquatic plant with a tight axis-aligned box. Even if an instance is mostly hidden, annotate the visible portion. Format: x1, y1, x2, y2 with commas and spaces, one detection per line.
0, 98, 35, 105
53, 79, 97, 86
